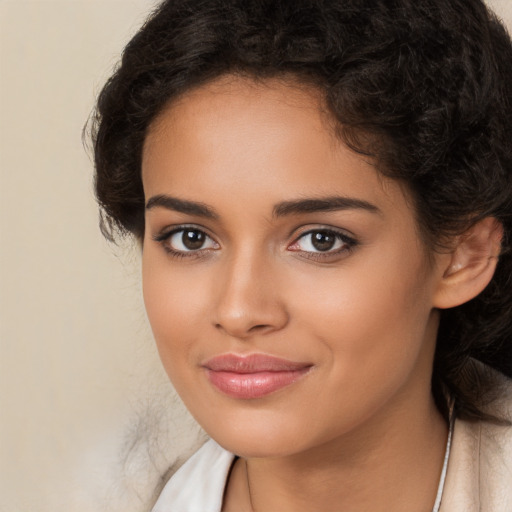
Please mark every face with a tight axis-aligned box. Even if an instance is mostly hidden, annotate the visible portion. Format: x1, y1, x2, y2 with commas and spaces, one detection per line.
141, 76, 445, 458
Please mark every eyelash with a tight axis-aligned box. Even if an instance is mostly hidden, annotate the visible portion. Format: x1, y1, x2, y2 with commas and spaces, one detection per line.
288, 228, 358, 261
152, 225, 218, 259
152, 225, 358, 261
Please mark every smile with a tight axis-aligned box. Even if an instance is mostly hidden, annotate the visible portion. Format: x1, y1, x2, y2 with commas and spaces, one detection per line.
202, 353, 313, 399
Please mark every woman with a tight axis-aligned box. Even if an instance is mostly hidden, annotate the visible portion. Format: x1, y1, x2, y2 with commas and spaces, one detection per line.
90, 0, 512, 510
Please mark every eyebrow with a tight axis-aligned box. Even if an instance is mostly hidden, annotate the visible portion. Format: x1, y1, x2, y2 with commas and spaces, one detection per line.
145, 194, 380, 219
145, 195, 219, 219
272, 196, 381, 217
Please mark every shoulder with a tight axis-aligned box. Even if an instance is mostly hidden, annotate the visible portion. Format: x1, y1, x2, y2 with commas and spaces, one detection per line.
151, 439, 235, 512
441, 374, 512, 512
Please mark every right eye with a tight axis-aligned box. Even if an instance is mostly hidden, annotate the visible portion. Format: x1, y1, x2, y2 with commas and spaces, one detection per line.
154, 227, 219, 255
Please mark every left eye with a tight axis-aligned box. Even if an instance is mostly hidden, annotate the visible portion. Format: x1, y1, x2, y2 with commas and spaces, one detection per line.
290, 229, 352, 253
163, 228, 218, 252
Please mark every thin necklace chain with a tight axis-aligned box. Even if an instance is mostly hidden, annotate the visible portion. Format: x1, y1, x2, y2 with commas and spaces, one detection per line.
245, 409, 455, 512
432, 404, 455, 512
245, 459, 254, 512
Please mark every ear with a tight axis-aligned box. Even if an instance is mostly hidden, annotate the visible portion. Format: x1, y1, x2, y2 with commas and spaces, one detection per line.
433, 217, 503, 309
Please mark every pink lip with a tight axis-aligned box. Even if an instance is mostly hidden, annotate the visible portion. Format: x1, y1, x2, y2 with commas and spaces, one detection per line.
202, 354, 312, 399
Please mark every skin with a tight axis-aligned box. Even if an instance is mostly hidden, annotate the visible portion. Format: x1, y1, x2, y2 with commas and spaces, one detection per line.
141, 76, 453, 511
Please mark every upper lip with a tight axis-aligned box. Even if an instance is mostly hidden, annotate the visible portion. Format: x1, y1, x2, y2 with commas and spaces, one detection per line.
202, 353, 312, 373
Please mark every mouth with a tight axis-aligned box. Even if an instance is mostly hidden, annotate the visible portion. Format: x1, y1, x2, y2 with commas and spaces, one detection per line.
202, 353, 313, 399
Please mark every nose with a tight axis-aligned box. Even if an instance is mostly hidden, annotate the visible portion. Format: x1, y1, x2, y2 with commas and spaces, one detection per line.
212, 249, 289, 339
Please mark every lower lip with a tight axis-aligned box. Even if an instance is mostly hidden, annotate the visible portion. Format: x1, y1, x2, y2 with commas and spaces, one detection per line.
205, 368, 311, 399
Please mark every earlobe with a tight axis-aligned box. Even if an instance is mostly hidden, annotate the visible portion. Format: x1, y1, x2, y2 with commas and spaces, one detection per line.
433, 217, 503, 309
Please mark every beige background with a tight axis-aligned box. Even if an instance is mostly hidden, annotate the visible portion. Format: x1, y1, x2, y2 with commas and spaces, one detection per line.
0, 2, 205, 512
1, 1, 511, 511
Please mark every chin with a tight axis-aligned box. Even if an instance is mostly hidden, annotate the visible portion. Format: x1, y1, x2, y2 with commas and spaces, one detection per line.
215, 432, 303, 459
195, 409, 321, 458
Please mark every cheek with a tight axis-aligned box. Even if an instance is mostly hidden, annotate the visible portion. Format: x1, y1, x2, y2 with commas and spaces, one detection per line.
287, 251, 434, 383
290, 254, 429, 336
142, 252, 211, 376
280, 273, 433, 441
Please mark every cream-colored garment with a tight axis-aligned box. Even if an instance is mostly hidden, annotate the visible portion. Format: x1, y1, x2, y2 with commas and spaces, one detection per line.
152, 392, 512, 512
440, 395, 512, 511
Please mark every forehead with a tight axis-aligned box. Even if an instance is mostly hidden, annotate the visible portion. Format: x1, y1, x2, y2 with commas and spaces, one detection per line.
141, 75, 410, 219
147, 74, 332, 133
143, 75, 336, 175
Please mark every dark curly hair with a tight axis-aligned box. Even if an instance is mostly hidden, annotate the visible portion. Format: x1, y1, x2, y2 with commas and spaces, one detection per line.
90, 0, 512, 422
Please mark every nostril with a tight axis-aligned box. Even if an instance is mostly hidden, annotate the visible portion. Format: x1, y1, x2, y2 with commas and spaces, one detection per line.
212, 298, 289, 338
248, 324, 270, 332
214, 322, 273, 337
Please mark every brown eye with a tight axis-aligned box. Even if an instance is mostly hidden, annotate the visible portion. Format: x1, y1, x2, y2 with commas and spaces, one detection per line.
158, 227, 218, 253
288, 228, 357, 257
182, 229, 206, 250
311, 231, 336, 252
